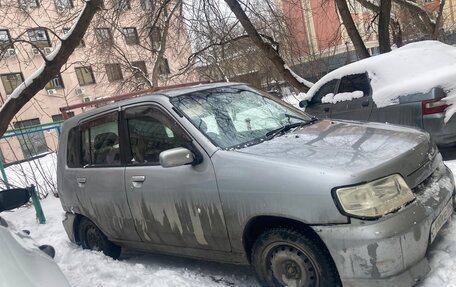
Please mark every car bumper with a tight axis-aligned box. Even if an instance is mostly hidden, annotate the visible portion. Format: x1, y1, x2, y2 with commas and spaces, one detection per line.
313, 163, 455, 287
62, 212, 78, 244
423, 113, 456, 146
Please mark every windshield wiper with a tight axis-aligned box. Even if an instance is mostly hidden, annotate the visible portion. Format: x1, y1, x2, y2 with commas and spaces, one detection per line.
264, 122, 305, 141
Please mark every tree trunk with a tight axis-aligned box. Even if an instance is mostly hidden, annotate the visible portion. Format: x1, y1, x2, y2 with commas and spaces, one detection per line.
0, 0, 103, 138
378, 0, 392, 53
335, 0, 370, 59
223, 0, 311, 92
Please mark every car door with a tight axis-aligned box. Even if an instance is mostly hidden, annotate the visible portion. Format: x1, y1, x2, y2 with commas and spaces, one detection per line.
75, 111, 141, 242
305, 79, 338, 118
122, 104, 231, 251
330, 73, 373, 121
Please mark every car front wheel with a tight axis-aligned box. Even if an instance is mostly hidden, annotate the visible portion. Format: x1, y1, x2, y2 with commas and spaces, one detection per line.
251, 228, 340, 287
78, 217, 121, 259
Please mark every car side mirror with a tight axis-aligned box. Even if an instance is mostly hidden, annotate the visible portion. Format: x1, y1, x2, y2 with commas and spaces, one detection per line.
0, 188, 30, 213
159, 147, 194, 168
299, 100, 309, 108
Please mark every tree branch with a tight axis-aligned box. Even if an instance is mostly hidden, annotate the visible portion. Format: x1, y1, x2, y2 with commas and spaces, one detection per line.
0, 0, 103, 137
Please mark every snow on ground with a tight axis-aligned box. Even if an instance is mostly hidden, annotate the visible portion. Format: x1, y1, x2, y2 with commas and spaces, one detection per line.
2, 155, 456, 286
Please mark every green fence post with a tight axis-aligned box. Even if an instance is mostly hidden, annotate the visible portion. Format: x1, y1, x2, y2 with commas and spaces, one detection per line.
29, 185, 46, 224
0, 159, 10, 189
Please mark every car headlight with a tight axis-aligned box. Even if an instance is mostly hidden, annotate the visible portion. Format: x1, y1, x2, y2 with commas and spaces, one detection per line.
335, 174, 415, 219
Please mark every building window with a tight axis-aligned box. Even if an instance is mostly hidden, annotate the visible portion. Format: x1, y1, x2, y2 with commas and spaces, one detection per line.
114, 0, 130, 10
131, 61, 148, 79
51, 112, 74, 122
140, 0, 153, 10
105, 64, 123, 82
1, 73, 24, 95
63, 28, 85, 47
45, 74, 64, 90
123, 27, 139, 45
158, 58, 170, 75
75, 66, 96, 86
27, 29, 51, 48
14, 118, 49, 159
0, 30, 12, 50
19, 0, 39, 9
95, 28, 113, 46
149, 26, 161, 51
55, 0, 73, 11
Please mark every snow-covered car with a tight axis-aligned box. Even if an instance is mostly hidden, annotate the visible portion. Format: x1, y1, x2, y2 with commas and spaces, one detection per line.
299, 41, 456, 146
58, 82, 454, 287
0, 188, 70, 287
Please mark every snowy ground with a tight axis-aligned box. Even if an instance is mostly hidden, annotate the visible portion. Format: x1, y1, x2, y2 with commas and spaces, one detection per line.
1, 155, 456, 286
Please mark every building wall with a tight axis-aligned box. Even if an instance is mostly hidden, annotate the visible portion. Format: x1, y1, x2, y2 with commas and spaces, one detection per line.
0, 0, 193, 163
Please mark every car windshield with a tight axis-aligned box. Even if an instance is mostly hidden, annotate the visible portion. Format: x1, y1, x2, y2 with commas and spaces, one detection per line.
171, 86, 313, 149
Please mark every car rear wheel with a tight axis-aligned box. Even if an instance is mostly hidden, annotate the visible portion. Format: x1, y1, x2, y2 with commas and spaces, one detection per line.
251, 228, 340, 287
78, 217, 121, 259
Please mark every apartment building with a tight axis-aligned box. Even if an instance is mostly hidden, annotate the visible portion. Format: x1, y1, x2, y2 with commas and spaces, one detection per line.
0, 0, 193, 163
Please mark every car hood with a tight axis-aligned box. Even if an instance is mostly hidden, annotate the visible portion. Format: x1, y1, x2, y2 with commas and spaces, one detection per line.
237, 119, 436, 187
0, 224, 70, 287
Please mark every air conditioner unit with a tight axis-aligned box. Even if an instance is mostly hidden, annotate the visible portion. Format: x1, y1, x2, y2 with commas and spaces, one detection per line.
75, 87, 85, 96
47, 89, 57, 96
83, 96, 91, 103
5, 49, 16, 57
43, 47, 53, 55
31, 48, 40, 56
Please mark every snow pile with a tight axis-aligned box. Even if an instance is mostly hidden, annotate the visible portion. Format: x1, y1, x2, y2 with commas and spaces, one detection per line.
282, 92, 306, 108
321, 91, 364, 104
0, 153, 57, 197
304, 41, 456, 122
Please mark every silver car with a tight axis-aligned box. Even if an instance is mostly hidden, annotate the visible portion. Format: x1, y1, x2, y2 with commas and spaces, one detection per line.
57, 83, 454, 287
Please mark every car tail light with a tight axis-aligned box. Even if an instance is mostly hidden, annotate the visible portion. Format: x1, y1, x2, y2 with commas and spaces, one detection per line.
422, 98, 449, 115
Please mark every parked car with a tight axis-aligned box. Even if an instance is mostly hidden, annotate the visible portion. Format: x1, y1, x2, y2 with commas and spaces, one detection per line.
0, 188, 70, 287
58, 82, 454, 287
300, 41, 456, 147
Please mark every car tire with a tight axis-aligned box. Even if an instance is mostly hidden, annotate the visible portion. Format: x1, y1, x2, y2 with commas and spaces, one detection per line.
251, 228, 340, 287
78, 217, 121, 259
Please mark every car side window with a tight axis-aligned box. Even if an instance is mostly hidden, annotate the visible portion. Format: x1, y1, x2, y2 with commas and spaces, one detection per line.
67, 127, 80, 168
312, 79, 338, 104
80, 112, 120, 167
337, 73, 371, 96
125, 106, 188, 165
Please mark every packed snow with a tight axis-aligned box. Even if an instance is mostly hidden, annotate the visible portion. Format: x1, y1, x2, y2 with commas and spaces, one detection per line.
303, 41, 456, 123
321, 91, 364, 104
1, 154, 456, 286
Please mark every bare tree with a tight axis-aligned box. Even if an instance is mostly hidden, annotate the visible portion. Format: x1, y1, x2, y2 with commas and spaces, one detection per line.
335, 0, 370, 59
223, 0, 312, 92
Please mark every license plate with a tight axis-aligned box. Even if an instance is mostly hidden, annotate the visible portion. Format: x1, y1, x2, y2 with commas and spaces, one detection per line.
430, 199, 453, 243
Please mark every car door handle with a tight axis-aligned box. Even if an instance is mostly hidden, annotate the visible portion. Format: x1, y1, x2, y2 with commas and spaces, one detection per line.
324, 107, 330, 112
131, 176, 146, 182
131, 175, 146, 188
76, 177, 86, 188
362, 101, 369, 107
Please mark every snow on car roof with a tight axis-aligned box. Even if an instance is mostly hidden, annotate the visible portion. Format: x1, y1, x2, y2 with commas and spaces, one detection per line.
304, 41, 456, 122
